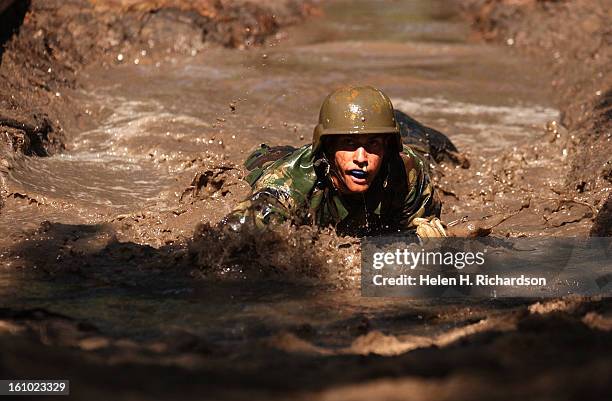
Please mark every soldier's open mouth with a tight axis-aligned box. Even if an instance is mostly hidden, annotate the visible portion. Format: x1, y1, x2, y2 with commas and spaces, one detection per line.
348, 169, 368, 179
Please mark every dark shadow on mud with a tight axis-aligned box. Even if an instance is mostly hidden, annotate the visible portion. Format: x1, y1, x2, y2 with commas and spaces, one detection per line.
1, 302, 612, 400
5, 220, 333, 290
2, 220, 327, 346
3, 221, 612, 399
0, 0, 29, 62
6, 221, 188, 284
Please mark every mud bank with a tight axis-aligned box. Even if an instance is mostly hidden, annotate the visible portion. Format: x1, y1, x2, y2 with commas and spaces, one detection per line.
452, 0, 611, 236
0, 0, 314, 206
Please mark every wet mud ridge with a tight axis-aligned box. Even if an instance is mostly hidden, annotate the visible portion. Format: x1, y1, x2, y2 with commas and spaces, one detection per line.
454, 0, 611, 236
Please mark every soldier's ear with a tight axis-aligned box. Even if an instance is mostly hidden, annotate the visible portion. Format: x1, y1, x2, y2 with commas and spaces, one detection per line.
383, 136, 393, 155
388, 135, 402, 154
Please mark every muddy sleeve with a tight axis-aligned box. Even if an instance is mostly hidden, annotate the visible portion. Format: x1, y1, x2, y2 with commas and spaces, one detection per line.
402, 177, 442, 226
224, 152, 312, 229
224, 186, 298, 230
396, 149, 442, 230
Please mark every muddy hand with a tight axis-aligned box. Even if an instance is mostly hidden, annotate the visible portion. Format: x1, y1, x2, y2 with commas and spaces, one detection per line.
218, 208, 263, 234
412, 217, 447, 238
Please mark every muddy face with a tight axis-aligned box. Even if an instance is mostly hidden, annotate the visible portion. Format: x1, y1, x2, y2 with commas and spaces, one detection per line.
326, 134, 386, 194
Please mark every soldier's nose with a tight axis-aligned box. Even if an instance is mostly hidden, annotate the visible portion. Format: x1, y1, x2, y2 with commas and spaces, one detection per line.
354, 147, 368, 164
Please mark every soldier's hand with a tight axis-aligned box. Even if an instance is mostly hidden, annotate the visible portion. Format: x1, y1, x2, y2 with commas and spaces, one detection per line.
412, 217, 447, 238
220, 212, 251, 233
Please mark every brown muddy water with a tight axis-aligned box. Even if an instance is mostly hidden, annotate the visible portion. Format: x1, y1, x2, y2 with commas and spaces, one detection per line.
1, 1, 590, 399
4, 0, 556, 215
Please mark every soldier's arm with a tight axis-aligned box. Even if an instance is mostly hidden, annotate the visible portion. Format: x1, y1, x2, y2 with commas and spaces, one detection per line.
223, 144, 314, 231
223, 155, 310, 231
398, 147, 446, 237
223, 186, 296, 230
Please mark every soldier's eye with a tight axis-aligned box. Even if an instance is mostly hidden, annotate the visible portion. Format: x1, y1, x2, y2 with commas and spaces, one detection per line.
368, 138, 384, 149
339, 138, 355, 147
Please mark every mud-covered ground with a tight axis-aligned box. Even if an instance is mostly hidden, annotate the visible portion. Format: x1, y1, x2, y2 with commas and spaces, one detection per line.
0, 0, 611, 400
454, 0, 611, 237
0, 0, 315, 158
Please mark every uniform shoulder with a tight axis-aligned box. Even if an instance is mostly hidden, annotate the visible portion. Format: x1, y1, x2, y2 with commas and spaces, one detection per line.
399, 144, 425, 171
252, 144, 317, 199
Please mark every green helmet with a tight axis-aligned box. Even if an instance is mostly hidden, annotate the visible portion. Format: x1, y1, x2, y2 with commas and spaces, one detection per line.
312, 85, 401, 153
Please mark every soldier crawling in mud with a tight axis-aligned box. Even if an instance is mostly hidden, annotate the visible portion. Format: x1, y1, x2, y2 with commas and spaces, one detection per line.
225, 86, 457, 238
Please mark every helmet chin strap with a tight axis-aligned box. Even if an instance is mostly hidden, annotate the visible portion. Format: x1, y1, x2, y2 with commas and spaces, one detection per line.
330, 164, 350, 194
313, 152, 347, 193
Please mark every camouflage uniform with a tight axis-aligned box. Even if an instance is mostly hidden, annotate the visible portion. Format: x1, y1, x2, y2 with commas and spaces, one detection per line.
225, 85, 446, 237
227, 142, 441, 236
